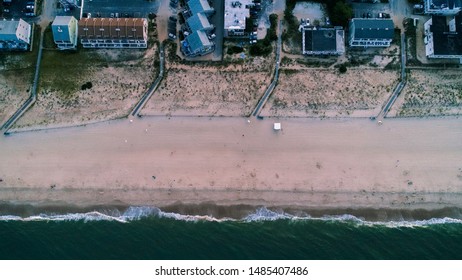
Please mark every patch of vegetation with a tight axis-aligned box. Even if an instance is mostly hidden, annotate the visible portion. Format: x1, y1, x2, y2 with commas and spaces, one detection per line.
227, 45, 244, 55
36, 0, 44, 16
286, 0, 353, 27
250, 14, 278, 56
339, 64, 347, 73
280, 68, 299, 75
403, 18, 421, 66
81, 81, 93, 90
295, 58, 336, 68
43, 24, 55, 49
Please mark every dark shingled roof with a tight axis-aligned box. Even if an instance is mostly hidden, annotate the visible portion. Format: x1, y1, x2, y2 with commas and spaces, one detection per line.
304, 28, 337, 52
430, 14, 462, 56
430, 0, 461, 9
351, 19, 394, 40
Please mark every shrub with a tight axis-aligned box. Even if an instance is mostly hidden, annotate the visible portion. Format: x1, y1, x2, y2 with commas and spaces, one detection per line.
81, 81, 93, 90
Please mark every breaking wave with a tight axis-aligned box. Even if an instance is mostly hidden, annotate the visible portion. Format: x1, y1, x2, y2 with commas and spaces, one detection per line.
1, 206, 462, 227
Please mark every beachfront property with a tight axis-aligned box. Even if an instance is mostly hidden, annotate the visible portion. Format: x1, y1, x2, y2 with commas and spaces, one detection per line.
224, 0, 251, 37
182, 30, 214, 56
186, 12, 214, 33
0, 19, 32, 51
187, 0, 215, 16
424, 0, 462, 15
348, 19, 394, 48
52, 16, 78, 50
424, 13, 462, 60
181, 0, 215, 57
78, 18, 148, 49
302, 26, 345, 55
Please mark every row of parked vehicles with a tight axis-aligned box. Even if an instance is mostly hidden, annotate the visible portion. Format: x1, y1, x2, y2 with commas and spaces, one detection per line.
1, 0, 35, 17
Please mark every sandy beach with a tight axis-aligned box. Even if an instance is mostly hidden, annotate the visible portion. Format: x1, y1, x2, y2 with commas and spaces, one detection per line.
1, 117, 461, 212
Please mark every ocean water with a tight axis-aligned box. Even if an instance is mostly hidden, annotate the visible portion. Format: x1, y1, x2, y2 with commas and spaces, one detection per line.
1, 206, 462, 260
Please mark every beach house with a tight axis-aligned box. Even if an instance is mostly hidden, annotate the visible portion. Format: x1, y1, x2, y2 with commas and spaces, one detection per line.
0, 19, 32, 51
348, 18, 394, 48
78, 18, 148, 48
52, 16, 78, 50
424, 12, 462, 60
302, 26, 345, 55
181, 0, 215, 57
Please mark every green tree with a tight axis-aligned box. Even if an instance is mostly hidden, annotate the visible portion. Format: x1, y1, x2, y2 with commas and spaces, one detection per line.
331, 1, 353, 27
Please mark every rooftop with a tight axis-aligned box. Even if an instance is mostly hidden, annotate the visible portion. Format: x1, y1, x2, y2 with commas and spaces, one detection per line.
185, 29, 213, 53
351, 19, 394, 40
187, 12, 212, 32
187, 0, 214, 15
0, 19, 31, 44
78, 18, 147, 39
427, 0, 462, 9
0, 20, 20, 36
425, 0, 462, 14
52, 16, 76, 26
430, 14, 462, 56
224, 0, 251, 30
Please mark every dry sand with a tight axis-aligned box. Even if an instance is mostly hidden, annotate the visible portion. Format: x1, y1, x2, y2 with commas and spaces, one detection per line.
0, 70, 33, 125
1, 117, 461, 210
261, 69, 399, 118
11, 45, 158, 130
142, 56, 274, 116
0, 51, 36, 125
389, 69, 462, 117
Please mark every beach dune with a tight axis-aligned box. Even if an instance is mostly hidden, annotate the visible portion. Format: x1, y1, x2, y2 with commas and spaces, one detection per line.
1, 117, 461, 211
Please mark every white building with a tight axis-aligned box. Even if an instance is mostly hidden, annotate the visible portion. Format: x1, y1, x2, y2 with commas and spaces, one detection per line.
424, 0, 461, 15
52, 16, 78, 50
224, 0, 251, 37
0, 19, 32, 51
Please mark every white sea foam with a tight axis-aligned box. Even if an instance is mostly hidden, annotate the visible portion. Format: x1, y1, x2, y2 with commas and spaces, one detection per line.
1, 206, 462, 227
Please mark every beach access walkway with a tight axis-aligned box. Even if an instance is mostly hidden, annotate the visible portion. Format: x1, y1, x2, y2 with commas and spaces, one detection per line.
376, 32, 407, 121
1, 30, 44, 135
131, 43, 165, 117
251, 20, 283, 118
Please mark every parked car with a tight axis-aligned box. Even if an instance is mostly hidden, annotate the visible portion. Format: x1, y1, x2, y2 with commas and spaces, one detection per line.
208, 33, 216, 40
249, 39, 257, 44
378, 13, 391, 18
325, 17, 331, 26
168, 33, 177, 40
3, 8, 10, 13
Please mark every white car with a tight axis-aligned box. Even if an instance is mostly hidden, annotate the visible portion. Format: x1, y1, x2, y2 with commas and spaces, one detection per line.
208, 34, 216, 40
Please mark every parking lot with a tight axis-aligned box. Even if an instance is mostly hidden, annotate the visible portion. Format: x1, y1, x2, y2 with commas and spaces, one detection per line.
1, 0, 37, 19
82, 0, 160, 18
352, 2, 391, 19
